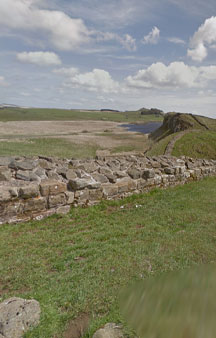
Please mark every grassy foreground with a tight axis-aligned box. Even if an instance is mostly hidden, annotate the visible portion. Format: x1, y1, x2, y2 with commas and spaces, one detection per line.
1, 177, 216, 337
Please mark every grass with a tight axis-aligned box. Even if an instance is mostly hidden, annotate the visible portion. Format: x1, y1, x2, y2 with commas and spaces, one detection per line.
146, 134, 174, 156
0, 138, 99, 158
0, 108, 163, 123
172, 131, 216, 159
1, 177, 216, 337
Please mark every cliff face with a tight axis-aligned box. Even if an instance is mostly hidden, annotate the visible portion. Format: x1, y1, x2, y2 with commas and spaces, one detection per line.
163, 113, 194, 133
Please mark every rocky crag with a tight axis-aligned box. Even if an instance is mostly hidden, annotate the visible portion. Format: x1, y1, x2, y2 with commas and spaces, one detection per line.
0, 154, 216, 224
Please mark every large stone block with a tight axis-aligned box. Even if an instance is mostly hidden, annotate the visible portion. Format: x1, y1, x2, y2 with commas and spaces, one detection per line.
65, 191, 75, 204
68, 178, 100, 190
10, 159, 38, 171
48, 193, 66, 208
0, 167, 12, 181
19, 184, 40, 199
143, 169, 155, 179
0, 187, 17, 202
74, 189, 90, 203
40, 180, 67, 196
102, 184, 118, 197
22, 197, 47, 213
89, 189, 103, 201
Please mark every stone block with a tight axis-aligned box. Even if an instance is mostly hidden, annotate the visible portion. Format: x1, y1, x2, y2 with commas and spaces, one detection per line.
137, 179, 148, 190
65, 169, 77, 180
0, 187, 13, 202
10, 159, 38, 171
89, 189, 103, 201
0, 157, 14, 166
48, 193, 66, 208
102, 184, 118, 197
16, 170, 31, 181
74, 189, 89, 202
92, 173, 109, 184
65, 191, 75, 204
143, 169, 155, 179
0, 167, 12, 181
164, 167, 175, 175
68, 178, 100, 190
40, 180, 67, 196
19, 184, 40, 199
56, 205, 71, 215
127, 169, 141, 179
22, 197, 47, 213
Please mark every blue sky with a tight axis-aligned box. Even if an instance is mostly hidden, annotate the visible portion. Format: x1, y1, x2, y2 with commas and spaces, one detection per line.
0, 0, 216, 117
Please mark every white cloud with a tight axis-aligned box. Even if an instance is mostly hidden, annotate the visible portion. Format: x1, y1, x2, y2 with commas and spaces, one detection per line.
0, 0, 90, 50
167, 37, 186, 45
17, 51, 62, 66
0, 76, 8, 86
142, 26, 160, 45
96, 32, 136, 51
188, 16, 216, 61
126, 62, 216, 89
53, 67, 79, 76
56, 68, 120, 93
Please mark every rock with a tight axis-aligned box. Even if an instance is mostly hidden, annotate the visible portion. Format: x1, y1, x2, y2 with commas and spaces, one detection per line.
92, 173, 109, 184
16, 170, 31, 181
38, 159, 53, 170
65, 169, 77, 180
48, 193, 66, 208
127, 169, 141, 179
9, 160, 38, 171
0, 297, 40, 338
33, 167, 47, 180
0, 187, 13, 202
143, 169, 155, 179
164, 167, 175, 175
93, 323, 123, 338
0, 167, 12, 181
19, 184, 40, 199
68, 178, 100, 190
22, 198, 47, 213
65, 191, 75, 204
40, 180, 67, 196
102, 184, 118, 197
0, 157, 14, 166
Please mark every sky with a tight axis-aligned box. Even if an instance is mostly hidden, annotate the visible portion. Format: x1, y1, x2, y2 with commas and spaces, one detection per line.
0, 0, 216, 117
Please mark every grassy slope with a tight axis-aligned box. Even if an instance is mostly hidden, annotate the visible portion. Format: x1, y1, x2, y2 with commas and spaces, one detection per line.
0, 108, 163, 123
1, 177, 216, 337
172, 131, 216, 159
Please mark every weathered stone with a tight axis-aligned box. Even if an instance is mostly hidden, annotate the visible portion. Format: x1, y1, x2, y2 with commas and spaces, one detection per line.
99, 167, 112, 176
65, 169, 77, 180
22, 197, 47, 213
10, 160, 38, 171
47, 171, 60, 180
0, 157, 14, 166
127, 168, 141, 179
68, 178, 100, 190
89, 189, 103, 201
38, 158, 53, 170
102, 184, 118, 197
33, 167, 47, 180
164, 167, 175, 175
92, 173, 109, 184
143, 169, 155, 179
48, 193, 66, 208
40, 180, 67, 196
74, 189, 89, 202
1, 202, 23, 217
0, 167, 12, 181
93, 323, 123, 338
19, 184, 40, 199
56, 205, 71, 215
137, 178, 148, 190
0, 297, 40, 338
65, 191, 75, 204
0, 187, 13, 202
78, 162, 98, 173
16, 170, 31, 181
107, 160, 120, 171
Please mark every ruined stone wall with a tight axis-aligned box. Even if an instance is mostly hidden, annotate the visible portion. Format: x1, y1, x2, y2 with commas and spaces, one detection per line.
0, 154, 216, 224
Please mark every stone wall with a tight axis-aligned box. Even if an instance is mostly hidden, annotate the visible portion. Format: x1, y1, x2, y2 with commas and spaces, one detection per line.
0, 154, 216, 224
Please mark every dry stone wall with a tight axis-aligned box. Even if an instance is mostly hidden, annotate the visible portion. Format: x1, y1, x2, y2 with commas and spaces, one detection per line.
0, 154, 216, 224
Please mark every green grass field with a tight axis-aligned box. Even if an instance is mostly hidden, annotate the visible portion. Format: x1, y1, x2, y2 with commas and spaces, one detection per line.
0, 108, 163, 123
1, 177, 216, 337
172, 131, 216, 159
0, 138, 99, 158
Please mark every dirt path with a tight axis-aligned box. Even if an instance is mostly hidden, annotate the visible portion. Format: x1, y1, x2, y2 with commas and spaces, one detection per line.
164, 131, 190, 156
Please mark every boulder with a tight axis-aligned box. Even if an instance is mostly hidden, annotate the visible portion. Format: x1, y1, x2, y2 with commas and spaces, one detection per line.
93, 323, 123, 338
0, 297, 40, 338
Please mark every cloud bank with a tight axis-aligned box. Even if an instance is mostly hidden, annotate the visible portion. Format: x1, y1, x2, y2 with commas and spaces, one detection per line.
17, 51, 62, 66
188, 16, 216, 61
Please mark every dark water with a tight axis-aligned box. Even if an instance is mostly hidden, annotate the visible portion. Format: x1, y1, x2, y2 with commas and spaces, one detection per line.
120, 122, 162, 134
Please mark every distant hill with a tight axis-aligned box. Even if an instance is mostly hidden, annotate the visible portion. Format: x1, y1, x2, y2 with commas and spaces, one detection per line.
139, 107, 164, 117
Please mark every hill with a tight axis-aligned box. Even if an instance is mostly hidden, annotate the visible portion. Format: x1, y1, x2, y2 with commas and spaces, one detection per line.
147, 112, 216, 159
